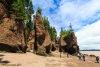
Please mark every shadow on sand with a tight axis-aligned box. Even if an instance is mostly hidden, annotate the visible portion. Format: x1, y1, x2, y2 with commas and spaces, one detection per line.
0, 54, 5, 56
1, 60, 10, 64
95, 62, 99, 63
0, 54, 10, 64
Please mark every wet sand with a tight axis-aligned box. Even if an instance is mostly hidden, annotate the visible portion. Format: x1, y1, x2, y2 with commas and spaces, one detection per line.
81, 51, 100, 56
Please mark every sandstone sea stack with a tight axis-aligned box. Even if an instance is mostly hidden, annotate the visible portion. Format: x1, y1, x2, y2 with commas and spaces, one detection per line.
59, 32, 79, 55
34, 12, 56, 55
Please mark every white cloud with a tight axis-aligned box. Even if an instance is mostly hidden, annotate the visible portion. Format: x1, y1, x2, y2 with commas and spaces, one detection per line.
32, 0, 100, 49
76, 20, 100, 49
47, 0, 100, 36
32, 0, 100, 31
58, 0, 100, 27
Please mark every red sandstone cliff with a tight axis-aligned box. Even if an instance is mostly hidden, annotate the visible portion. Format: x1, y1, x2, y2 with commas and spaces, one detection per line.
0, 0, 26, 53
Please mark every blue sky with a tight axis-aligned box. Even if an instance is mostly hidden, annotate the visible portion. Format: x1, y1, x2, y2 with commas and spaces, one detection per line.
32, 0, 100, 50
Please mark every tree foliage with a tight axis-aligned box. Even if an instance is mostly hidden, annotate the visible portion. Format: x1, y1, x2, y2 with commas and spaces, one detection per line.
24, 0, 34, 38
69, 23, 73, 32
25, 0, 34, 20
50, 27, 57, 41
10, 0, 26, 19
60, 28, 71, 37
25, 20, 34, 36
43, 16, 50, 30
37, 7, 42, 14
43, 16, 57, 41
9, 0, 34, 39
60, 27, 64, 36
60, 23, 74, 37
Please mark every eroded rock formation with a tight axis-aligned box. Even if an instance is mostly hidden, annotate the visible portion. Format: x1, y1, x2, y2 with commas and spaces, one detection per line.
27, 30, 35, 51
0, 0, 9, 19
0, 1, 26, 53
34, 12, 56, 54
0, 18, 26, 52
59, 32, 79, 55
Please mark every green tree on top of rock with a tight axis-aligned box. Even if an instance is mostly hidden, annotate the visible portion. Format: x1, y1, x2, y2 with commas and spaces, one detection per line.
43, 16, 50, 30
43, 16, 57, 41
49, 26, 57, 41
37, 7, 42, 15
9, 0, 34, 34
10, 0, 26, 19
60, 23, 74, 37
60, 27, 64, 36
69, 23, 74, 32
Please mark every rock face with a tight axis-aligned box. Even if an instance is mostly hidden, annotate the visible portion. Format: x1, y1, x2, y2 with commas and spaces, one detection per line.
27, 30, 35, 51
0, 1, 26, 53
0, 0, 9, 19
34, 12, 55, 54
59, 32, 79, 55
0, 18, 26, 52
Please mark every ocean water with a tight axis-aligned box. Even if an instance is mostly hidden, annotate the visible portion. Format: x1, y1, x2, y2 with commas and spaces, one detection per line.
80, 51, 100, 56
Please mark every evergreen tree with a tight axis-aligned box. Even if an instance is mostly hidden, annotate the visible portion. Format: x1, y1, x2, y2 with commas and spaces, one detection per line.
37, 7, 42, 14
60, 27, 64, 36
63, 30, 70, 37
60, 23, 74, 37
7, 0, 34, 43
49, 26, 57, 41
10, 0, 26, 19
69, 23, 73, 32
43, 16, 57, 41
43, 16, 50, 30
25, 0, 34, 20
25, 0, 34, 37
6, 0, 13, 6
25, 21, 34, 36
52, 27, 57, 41
60, 28, 70, 37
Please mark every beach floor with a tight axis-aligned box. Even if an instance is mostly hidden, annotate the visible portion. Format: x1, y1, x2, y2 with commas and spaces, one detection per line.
0, 51, 100, 67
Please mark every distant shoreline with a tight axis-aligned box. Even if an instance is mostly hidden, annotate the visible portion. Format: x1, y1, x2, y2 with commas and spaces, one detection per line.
80, 50, 100, 51
80, 51, 100, 56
